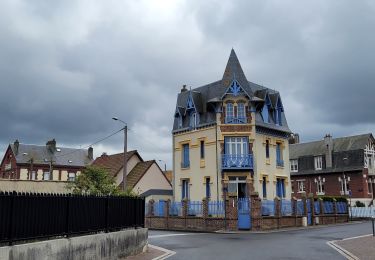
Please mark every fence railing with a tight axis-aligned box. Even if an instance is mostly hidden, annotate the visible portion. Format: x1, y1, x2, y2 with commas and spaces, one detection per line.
323, 201, 334, 214
0, 192, 144, 245
314, 201, 321, 215
262, 200, 275, 216
336, 202, 347, 214
281, 200, 292, 216
350, 207, 375, 218
296, 200, 304, 215
188, 201, 203, 216
169, 201, 182, 216
208, 201, 225, 217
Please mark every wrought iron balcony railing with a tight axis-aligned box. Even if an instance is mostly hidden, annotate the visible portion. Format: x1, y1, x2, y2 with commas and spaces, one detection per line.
181, 161, 190, 168
225, 116, 247, 124
222, 154, 253, 169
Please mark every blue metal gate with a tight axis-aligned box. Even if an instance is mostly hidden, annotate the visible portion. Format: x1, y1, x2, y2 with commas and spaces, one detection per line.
238, 198, 251, 230
307, 199, 312, 225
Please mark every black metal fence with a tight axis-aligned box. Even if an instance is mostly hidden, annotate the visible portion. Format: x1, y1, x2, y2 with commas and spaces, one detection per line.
0, 192, 145, 245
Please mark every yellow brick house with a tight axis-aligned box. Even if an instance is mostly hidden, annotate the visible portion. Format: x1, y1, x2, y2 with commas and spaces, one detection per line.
172, 49, 292, 202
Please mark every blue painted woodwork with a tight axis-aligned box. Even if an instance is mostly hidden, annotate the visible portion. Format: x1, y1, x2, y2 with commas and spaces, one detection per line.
188, 201, 203, 216
314, 201, 320, 215
276, 179, 285, 198
225, 116, 247, 124
297, 200, 304, 215
208, 201, 225, 216
307, 199, 312, 225
182, 144, 190, 168
262, 95, 272, 123
153, 201, 165, 216
169, 201, 182, 216
336, 202, 347, 214
182, 180, 189, 199
206, 178, 211, 198
187, 95, 194, 109
324, 201, 335, 214
262, 177, 267, 198
222, 154, 253, 169
238, 198, 251, 230
225, 80, 245, 96
266, 140, 270, 158
276, 143, 284, 167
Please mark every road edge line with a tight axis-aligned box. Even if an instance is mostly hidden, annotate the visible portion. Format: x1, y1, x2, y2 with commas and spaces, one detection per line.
149, 244, 176, 260
326, 240, 359, 260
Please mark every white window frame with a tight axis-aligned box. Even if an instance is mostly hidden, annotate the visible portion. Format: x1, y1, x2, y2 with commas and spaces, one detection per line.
225, 137, 248, 155
31, 171, 36, 180
297, 180, 305, 193
314, 156, 323, 170
290, 159, 298, 172
68, 172, 76, 182
316, 180, 325, 195
237, 103, 246, 119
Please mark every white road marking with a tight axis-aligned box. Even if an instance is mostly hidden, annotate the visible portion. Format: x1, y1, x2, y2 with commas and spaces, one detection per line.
342, 234, 372, 241
149, 233, 202, 238
149, 244, 176, 260
326, 240, 359, 260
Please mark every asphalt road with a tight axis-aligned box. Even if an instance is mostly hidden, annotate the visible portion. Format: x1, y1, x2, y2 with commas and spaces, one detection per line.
149, 222, 372, 260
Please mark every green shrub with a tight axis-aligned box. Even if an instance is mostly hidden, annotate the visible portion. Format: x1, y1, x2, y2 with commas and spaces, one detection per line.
355, 201, 365, 207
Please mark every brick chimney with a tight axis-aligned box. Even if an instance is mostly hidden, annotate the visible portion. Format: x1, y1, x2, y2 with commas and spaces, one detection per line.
14, 139, 19, 155
324, 134, 333, 168
46, 139, 56, 153
88, 147, 93, 160
181, 84, 188, 93
288, 133, 300, 144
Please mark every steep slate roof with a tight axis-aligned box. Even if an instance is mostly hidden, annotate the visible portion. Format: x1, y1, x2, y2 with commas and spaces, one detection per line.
91, 150, 139, 177
173, 49, 291, 134
140, 189, 173, 197
9, 143, 91, 167
290, 133, 373, 159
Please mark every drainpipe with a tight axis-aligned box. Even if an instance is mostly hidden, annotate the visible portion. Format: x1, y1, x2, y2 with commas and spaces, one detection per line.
216, 122, 219, 202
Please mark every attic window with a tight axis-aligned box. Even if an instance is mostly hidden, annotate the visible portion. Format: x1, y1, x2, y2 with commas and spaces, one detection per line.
44, 158, 48, 162
56, 148, 61, 152
68, 160, 73, 163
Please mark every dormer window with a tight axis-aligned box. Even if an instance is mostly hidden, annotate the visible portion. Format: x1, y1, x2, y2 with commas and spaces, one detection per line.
225, 102, 247, 124
190, 112, 198, 128
177, 115, 182, 128
275, 98, 283, 126
261, 104, 270, 123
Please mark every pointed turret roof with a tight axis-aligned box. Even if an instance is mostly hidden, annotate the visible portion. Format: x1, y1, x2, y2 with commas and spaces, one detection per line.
222, 49, 252, 95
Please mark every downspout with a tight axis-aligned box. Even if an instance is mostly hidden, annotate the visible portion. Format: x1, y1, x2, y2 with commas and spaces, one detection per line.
172, 133, 175, 201
216, 122, 219, 202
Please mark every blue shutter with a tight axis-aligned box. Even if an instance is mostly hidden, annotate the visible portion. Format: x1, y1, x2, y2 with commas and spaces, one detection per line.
276, 144, 281, 162
206, 178, 210, 198
182, 180, 185, 199
281, 179, 285, 198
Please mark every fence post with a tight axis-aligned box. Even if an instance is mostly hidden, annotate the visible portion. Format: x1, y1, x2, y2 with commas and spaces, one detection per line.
292, 197, 297, 226
319, 199, 324, 224
65, 194, 71, 238
7, 191, 16, 246
165, 199, 170, 229
274, 197, 281, 229
225, 198, 238, 231
251, 193, 262, 231
202, 197, 208, 229
182, 199, 188, 228
309, 195, 315, 225
148, 199, 155, 216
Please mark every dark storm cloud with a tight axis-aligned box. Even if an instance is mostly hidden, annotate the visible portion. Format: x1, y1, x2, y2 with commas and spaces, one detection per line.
0, 0, 374, 165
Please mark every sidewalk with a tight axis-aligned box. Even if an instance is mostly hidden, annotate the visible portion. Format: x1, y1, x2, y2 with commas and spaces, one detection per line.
331, 235, 375, 260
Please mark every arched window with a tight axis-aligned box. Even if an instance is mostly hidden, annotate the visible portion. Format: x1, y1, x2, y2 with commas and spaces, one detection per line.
237, 103, 246, 122
226, 103, 234, 119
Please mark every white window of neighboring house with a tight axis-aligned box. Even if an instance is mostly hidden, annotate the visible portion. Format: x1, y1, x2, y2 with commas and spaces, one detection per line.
290, 159, 298, 172
316, 181, 325, 195
297, 180, 305, 193
68, 172, 76, 182
43, 171, 50, 180
314, 156, 323, 170
31, 171, 36, 180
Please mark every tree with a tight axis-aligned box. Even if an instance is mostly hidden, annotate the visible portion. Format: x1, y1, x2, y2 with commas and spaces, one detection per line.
66, 166, 119, 195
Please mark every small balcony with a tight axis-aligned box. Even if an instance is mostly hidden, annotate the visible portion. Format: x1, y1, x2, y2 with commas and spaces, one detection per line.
225, 116, 247, 124
222, 154, 253, 170
276, 159, 284, 167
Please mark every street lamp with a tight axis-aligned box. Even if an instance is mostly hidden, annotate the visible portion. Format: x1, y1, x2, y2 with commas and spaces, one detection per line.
158, 160, 167, 172
112, 117, 128, 191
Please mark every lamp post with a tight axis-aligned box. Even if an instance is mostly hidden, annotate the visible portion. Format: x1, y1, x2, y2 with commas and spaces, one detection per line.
112, 117, 127, 191
158, 160, 167, 172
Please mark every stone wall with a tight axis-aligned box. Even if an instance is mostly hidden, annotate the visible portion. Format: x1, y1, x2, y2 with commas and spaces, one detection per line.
0, 228, 148, 260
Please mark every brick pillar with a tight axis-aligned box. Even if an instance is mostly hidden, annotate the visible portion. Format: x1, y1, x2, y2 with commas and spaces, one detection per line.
292, 197, 297, 226
225, 198, 238, 231
165, 199, 170, 229
148, 199, 155, 216
302, 196, 307, 217
251, 193, 262, 231
274, 197, 281, 229
202, 197, 209, 229
246, 177, 254, 198
309, 195, 315, 225
182, 199, 188, 228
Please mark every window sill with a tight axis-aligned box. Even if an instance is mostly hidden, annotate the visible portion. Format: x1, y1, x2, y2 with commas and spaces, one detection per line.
316, 192, 325, 196
266, 158, 270, 165
297, 191, 305, 194
276, 165, 284, 169
181, 167, 190, 170
200, 159, 205, 168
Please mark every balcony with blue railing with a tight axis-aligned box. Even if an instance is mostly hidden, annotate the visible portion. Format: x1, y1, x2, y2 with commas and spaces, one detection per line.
225, 116, 247, 124
276, 159, 284, 167
222, 154, 253, 170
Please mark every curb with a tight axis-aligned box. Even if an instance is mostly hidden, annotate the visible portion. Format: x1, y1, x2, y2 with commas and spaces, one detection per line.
149, 244, 176, 260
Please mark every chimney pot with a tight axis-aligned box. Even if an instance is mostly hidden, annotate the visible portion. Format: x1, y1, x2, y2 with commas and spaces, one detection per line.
88, 147, 93, 160
46, 139, 57, 153
181, 84, 188, 93
14, 139, 20, 155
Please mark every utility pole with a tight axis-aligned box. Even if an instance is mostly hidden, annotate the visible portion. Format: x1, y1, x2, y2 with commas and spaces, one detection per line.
113, 117, 128, 191
123, 125, 128, 191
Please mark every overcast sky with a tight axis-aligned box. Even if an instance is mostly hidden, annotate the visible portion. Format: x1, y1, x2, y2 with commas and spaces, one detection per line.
1, 0, 375, 169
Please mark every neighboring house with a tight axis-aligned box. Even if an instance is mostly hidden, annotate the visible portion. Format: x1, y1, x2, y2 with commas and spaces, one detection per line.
290, 133, 375, 205
92, 151, 172, 202
0, 139, 93, 182
172, 49, 292, 202
164, 170, 173, 183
